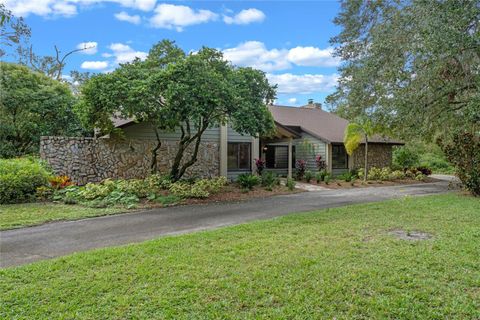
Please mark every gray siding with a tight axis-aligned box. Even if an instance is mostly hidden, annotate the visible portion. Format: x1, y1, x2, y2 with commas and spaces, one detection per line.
294, 133, 327, 172
227, 126, 253, 142
122, 122, 220, 143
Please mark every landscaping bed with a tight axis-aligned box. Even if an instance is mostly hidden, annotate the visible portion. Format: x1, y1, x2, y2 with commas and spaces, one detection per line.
304, 176, 440, 189
1, 194, 479, 318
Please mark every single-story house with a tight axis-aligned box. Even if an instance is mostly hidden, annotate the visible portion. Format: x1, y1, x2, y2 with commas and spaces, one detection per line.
40, 101, 402, 184
115, 101, 402, 179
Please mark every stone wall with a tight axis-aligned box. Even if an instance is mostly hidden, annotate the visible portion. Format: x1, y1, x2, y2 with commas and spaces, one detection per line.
40, 136, 220, 185
352, 143, 394, 170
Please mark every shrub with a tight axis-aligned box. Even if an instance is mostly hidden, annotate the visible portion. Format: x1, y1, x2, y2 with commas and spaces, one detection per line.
389, 170, 406, 180
315, 155, 326, 171
338, 170, 357, 182
146, 174, 172, 190
419, 152, 454, 174
439, 131, 480, 196
415, 166, 432, 176
367, 167, 391, 181
286, 178, 296, 191
393, 146, 420, 169
255, 158, 265, 176
49, 175, 73, 189
324, 174, 331, 185
261, 171, 279, 189
315, 170, 327, 183
0, 158, 51, 204
155, 195, 181, 206
237, 173, 260, 191
304, 170, 314, 183
357, 169, 364, 180
295, 159, 307, 180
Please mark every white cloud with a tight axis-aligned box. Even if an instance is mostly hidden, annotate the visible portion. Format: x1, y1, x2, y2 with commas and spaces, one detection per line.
107, 43, 148, 63
267, 73, 339, 94
149, 3, 217, 31
76, 42, 98, 55
287, 46, 340, 67
114, 11, 141, 24
222, 41, 341, 72
3, 0, 156, 17
223, 41, 290, 72
223, 8, 265, 25
81, 61, 109, 70
288, 98, 297, 104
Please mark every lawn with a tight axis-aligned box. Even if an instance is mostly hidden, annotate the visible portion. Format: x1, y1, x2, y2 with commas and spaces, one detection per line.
0, 203, 126, 230
1, 194, 479, 319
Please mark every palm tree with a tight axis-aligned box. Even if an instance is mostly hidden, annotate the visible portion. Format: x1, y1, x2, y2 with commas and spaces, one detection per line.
343, 119, 377, 182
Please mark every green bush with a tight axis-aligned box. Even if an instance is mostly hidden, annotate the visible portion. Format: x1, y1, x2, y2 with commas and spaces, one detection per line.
304, 170, 314, 183
389, 170, 406, 180
338, 170, 357, 182
146, 174, 172, 190
419, 153, 454, 174
0, 158, 51, 204
237, 173, 260, 190
315, 170, 327, 183
367, 167, 391, 181
393, 146, 420, 169
286, 178, 296, 190
169, 177, 227, 199
261, 171, 279, 189
324, 174, 331, 185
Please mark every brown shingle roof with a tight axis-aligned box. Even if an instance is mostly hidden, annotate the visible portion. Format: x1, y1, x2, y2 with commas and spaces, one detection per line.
269, 105, 403, 144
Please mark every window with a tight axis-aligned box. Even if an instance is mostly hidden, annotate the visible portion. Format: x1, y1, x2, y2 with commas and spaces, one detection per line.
228, 142, 251, 171
332, 144, 348, 169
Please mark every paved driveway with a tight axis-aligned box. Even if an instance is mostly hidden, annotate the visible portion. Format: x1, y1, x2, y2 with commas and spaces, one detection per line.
1, 177, 456, 268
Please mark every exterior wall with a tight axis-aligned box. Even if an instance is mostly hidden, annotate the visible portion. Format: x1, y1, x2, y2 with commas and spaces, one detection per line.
122, 122, 221, 142
226, 125, 256, 180
294, 133, 327, 172
351, 143, 394, 170
40, 136, 219, 185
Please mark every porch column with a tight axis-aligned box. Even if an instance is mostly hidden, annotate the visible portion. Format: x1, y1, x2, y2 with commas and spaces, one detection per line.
288, 137, 293, 179
251, 137, 259, 174
219, 124, 228, 177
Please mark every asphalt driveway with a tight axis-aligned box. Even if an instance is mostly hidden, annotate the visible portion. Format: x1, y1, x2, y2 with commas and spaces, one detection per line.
1, 176, 456, 268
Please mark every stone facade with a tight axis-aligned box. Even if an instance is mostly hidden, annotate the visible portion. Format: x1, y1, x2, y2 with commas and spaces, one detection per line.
352, 143, 394, 170
40, 136, 220, 185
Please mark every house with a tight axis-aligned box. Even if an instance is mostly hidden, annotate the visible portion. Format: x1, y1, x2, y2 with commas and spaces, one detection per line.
40, 101, 402, 184
113, 101, 402, 179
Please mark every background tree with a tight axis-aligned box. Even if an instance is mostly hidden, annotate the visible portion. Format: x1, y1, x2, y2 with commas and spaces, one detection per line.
327, 0, 479, 139
76, 40, 276, 180
0, 62, 81, 157
0, 3, 30, 58
343, 119, 378, 181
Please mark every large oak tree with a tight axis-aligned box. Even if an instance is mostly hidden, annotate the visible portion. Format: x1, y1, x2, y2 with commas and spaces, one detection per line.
76, 40, 276, 181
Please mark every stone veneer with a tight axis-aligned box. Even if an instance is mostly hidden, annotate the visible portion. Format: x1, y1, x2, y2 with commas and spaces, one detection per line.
352, 143, 394, 170
40, 136, 219, 185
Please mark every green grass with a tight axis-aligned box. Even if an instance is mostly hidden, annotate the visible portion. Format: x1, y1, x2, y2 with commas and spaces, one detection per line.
0, 203, 126, 230
1, 194, 479, 319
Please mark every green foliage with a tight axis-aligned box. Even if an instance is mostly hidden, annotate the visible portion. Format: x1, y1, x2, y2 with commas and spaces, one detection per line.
324, 174, 331, 185
338, 171, 357, 182
328, 0, 479, 139
367, 167, 392, 181
169, 177, 227, 198
261, 171, 279, 189
393, 146, 420, 170
304, 170, 314, 183
154, 195, 181, 206
419, 153, 454, 174
77, 40, 276, 180
316, 170, 327, 183
439, 131, 480, 196
286, 178, 296, 191
390, 170, 406, 180
237, 173, 260, 191
146, 174, 173, 190
0, 62, 83, 158
0, 157, 51, 204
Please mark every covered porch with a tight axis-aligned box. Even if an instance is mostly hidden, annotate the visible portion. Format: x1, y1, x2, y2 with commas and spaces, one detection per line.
259, 122, 300, 179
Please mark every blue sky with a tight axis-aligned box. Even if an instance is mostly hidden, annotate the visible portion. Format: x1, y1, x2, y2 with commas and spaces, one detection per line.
4, 0, 341, 107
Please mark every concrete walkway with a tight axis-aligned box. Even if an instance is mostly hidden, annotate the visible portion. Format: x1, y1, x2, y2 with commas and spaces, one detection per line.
0, 177, 456, 268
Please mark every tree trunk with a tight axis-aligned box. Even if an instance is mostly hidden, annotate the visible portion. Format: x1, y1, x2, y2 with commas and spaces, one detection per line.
364, 135, 368, 182
150, 127, 162, 174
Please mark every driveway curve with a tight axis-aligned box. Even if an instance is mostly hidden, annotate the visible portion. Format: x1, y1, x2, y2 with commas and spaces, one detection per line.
1, 176, 456, 268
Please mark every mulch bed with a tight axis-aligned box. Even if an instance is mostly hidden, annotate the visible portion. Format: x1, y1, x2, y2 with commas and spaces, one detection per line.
300, 177, 441, 189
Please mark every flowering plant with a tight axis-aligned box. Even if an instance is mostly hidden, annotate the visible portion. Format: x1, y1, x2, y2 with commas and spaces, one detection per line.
295, 159, 307, 180
315, 154, 326, 171
255, 158, 265, 175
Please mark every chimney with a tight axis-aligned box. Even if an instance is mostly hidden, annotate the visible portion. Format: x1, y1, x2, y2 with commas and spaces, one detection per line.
303, 99, 322, 110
